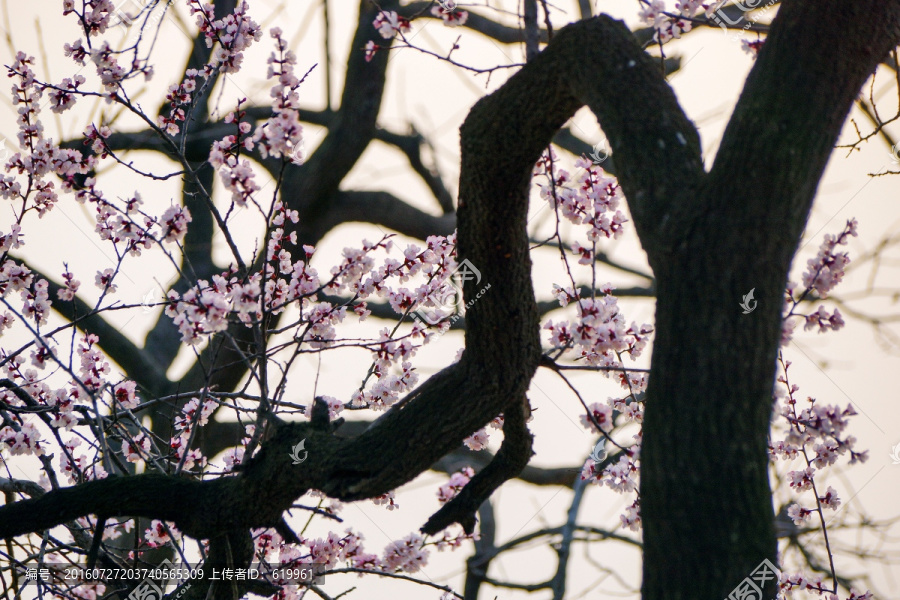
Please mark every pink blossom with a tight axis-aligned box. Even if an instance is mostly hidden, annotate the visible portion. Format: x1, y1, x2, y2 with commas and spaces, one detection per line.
381, 533, 428, 573
788, 467, 816, 491
0, 312, 15, 334
174, 397, 216, 431
620, 499, 641, 531
159, 205, 192, 244
463, 428, 489, 450
372, 491, 399, 510
113, 380, 140, 410
818, 486, 841, 510
94, 268, 117, 293
437, 467, 474, 504
0, 224, 23, 252
580, 402, 614, 433
122, 434, 151, 463
373, 11, 410, 39
0, 421, 45, 456
144, 520, 176, 547
22, 278, 51, 324
804, 306, 844, 333
431, 5, 469, 26
364, 40, 380, 62
787, 503, 813, 526
741, 39, 765, 56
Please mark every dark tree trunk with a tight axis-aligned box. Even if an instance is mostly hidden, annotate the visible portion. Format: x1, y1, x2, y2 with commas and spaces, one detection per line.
640, 3, 900, 598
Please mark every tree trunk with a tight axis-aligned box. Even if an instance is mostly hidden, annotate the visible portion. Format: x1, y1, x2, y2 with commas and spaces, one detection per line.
640, 2, 900, 597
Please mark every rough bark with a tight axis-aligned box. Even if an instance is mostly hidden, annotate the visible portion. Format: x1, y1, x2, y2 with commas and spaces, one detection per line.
639, 2, 900, 598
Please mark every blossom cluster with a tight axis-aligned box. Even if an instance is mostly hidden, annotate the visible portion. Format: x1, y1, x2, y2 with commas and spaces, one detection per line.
252, 29, 305, 163
250, 526, 432, 581
437, 467, 474, 504
544, 293, 654, 366
61, 0, 118, 36
771, 359, 866, 531
781, 219, 856, 344
534, 151, 653, 370
801, 219, 857, 299
365, 7, 469, 62
638, 0, 707, 43
535, 153, 628, 243
3, 53, 93, 214
188, 0, 262, 74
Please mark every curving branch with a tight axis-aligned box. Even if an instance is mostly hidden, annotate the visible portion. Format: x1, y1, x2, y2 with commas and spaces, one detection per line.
372, 126, 456, 214
321, 191, 456, 240
401, 2, 551, 44
421, 395, 533, 535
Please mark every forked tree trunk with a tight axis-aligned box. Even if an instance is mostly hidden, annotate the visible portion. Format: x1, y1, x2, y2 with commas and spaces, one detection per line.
457, 2, 900, 597
639, 3, 900, 597
2, 4, 899, 600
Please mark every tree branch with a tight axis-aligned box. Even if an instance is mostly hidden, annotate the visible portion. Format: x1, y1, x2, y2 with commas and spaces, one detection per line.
401, 3, 550, 44
421, 396, 533, 534
323, 191, 456, 239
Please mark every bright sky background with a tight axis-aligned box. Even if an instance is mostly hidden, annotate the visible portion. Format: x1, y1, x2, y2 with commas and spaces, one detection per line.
1, 1, 899, 598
